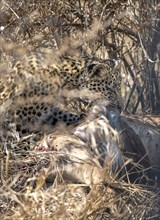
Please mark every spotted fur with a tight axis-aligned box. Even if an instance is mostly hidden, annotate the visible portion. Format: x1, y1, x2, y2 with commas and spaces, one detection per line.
0, 52, 121, 138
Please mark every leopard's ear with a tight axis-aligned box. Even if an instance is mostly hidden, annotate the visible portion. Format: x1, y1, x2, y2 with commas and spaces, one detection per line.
87, 63, 97, 74
87, 63, 106, 78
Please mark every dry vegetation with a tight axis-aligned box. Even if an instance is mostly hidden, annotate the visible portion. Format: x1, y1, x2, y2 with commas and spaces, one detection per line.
0, 0, 160, 219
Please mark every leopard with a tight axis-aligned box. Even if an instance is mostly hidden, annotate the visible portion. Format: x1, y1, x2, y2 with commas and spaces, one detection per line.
1, 53, 121, 106
0, 51, 122, 144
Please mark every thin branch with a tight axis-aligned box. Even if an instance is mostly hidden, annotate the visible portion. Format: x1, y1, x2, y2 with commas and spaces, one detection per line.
123, 81, 136, 113
122, 56, 145, 111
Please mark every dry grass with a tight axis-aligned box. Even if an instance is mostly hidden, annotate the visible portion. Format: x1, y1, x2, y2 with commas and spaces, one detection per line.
0, 0, 160, 219
0, 111, 160, 219
1, 143, 159, 220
